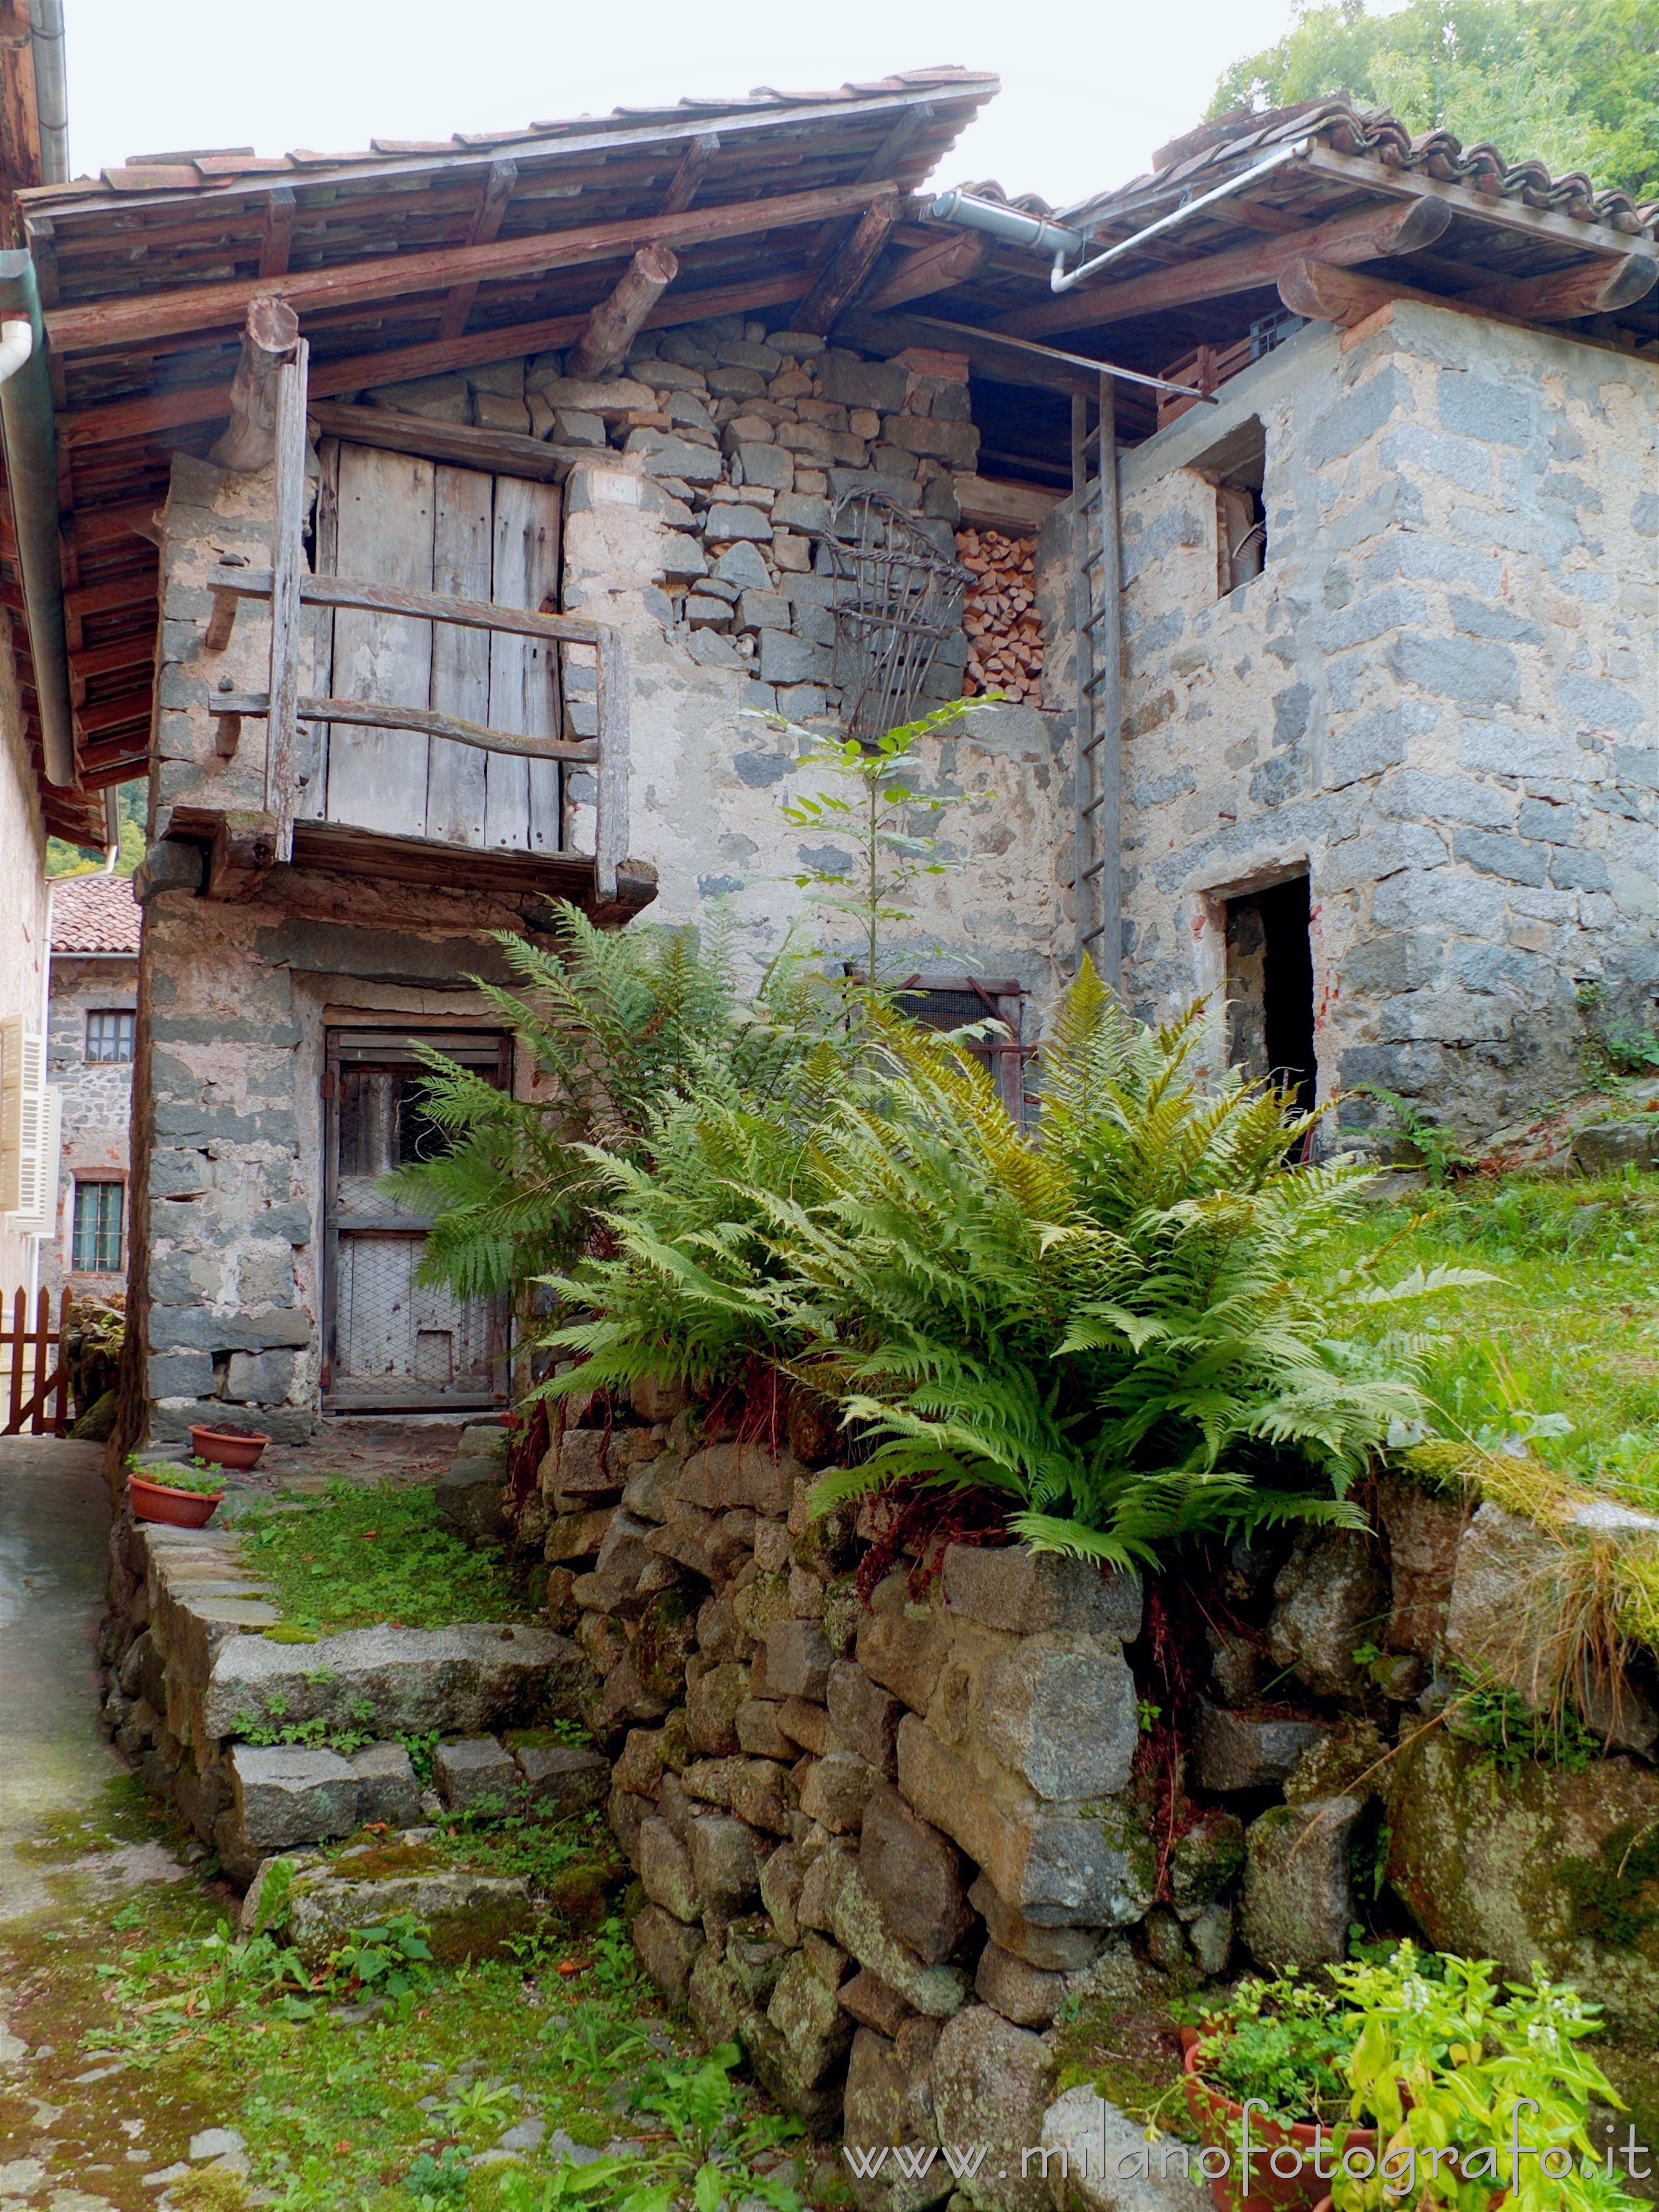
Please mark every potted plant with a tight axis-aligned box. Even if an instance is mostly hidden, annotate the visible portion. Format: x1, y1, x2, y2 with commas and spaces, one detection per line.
1180, 1973, 1378, 2212
188, 1421, 272, 1472
1322, 1943, 1640, 2212
128, 1459, 227, 1528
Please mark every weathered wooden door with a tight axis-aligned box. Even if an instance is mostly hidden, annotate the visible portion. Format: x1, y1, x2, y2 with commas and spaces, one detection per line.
322, 1028, 509, 1412
305, 441, 562, 849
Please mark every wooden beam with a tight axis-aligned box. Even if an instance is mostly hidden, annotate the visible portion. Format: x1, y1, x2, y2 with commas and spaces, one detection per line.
207, 295, 301, 471
797, 195, 901, 335
210, 565, 612, 646
1462, 252, 1659, 322
211, 689, 601, 761
1298, 143, 1657, 263
267, 341, 307, 862
258, 187, 296, 279
46, 176, 899, 353
861, 229, 986, 314
993, 194, 1454, 340
438, 160, 517, 340
307, 398, 583, 480
566, 244, 679, 380
1277, 257, 1434, 326
659, 133, 717, 217
56, 268, 821, 451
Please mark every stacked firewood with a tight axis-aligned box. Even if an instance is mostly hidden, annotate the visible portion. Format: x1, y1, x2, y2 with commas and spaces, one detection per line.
957, 527, 1044, 704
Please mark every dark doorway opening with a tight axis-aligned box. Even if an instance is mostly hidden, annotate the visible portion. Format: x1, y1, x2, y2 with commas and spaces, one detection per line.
1225, 876, 1317, 1114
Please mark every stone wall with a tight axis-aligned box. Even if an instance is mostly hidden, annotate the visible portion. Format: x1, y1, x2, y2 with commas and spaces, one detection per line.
1114, 298, 1658, 1138
41, 951, 137, 1299
538, 1384, 1659, 2207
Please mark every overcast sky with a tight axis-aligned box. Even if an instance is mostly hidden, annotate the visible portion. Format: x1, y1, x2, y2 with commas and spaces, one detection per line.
62, 0, 1308, 211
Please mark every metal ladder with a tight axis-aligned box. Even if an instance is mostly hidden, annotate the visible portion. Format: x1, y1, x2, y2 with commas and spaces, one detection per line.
1069, 374, 1122, 989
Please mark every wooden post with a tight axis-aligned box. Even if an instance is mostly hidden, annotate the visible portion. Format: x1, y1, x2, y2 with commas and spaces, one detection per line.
53, 1285, 70, 1434
1070, 389, 1093, 971
659, 133, 718, 217
29, 1285, 48, 1435
6, 1287, 23, 1432
208, 296, 301, 472
593, 625, 630, 901
566, 246, 680, 381
1094, 368, 1123, 995
266, 336, 309, 863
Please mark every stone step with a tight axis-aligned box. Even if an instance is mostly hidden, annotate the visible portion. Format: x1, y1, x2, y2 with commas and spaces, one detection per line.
240, 1833, 538, 1968
205, 1619, 592, 1747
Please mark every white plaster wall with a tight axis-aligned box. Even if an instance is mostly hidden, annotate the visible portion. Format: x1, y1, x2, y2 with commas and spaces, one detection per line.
0, 619, 50, 1299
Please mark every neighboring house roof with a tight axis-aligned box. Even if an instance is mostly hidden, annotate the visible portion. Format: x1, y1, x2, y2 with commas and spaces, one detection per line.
1065, 98, 1657, 238
51, 873, 141, 954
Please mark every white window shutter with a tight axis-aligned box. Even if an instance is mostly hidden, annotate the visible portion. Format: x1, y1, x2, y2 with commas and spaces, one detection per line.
0, 1017, 48, 1217
10, 1086, 61, 1238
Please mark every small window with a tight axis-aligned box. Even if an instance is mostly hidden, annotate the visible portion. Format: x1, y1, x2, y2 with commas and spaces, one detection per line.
72, 1180, 124, 1272
1192, 416, 1267, 599
86, 1010, 134, 1063
897, 975, 1029, 1116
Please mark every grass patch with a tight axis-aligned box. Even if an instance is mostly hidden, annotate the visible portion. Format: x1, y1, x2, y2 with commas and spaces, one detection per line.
2, 1823, 807, 2212
239, 1480, 531, 1635
1324, 1171, 1659, 1500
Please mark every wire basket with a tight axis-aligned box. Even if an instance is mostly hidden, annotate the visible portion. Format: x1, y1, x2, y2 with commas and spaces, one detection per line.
825, 488, 971, 743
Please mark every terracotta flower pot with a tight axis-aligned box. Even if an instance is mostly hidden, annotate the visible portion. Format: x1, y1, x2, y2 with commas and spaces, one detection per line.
129, 1470, 225, 1527
187, 1423, 271, 1471
1183, 2036, 1378, 2212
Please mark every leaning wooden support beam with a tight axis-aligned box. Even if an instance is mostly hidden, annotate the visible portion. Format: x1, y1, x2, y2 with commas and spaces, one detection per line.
992, 194, 1454, 339
566, 244, 680, 380
46, 176, 897, 353
266, 339, 308, 862
796, 196, 901, 336
207, 295, 301, 471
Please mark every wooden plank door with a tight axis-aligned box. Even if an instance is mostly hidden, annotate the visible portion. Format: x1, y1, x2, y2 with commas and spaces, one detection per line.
316, 442, 563, 851
324, 1036, 506, 1411
429, 465, 494, 847
326, 445, 435, 838
487, 475, 562, 852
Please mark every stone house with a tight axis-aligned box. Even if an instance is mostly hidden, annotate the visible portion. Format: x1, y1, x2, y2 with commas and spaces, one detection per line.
40, 870, 139, 1301
0, 73, 1650, 1446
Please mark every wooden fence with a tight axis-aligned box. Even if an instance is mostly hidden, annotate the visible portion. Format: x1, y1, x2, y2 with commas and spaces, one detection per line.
2, 1286, 71, 1436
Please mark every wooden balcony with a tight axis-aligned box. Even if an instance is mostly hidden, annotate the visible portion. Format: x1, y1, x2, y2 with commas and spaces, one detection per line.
158, 337, 654, 925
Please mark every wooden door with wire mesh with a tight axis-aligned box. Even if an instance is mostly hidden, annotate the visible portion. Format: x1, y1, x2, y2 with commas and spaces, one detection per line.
322, 1028, 510, 1411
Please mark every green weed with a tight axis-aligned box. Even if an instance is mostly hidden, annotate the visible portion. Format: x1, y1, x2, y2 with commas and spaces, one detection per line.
239, 1481, 529, 1634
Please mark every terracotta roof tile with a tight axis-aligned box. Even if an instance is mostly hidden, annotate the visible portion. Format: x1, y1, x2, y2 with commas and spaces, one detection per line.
50, 873, 141, 954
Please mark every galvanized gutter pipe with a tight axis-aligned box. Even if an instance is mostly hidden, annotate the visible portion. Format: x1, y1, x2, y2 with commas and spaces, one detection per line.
1049, 140, 1312, 293
0, 252, 74, 786
28, 0, 70, 184
931, 140, 1312, 294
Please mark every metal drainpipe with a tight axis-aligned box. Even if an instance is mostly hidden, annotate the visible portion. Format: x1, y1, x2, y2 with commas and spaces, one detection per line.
28, 0, 70, 185
1049, 141, 1312, 293
0, 252, 74, 786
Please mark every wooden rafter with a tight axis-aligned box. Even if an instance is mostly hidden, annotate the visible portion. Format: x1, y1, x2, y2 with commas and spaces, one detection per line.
860, 229, 985, 314
258, 186, 296, 278
796, 195, 900, 335
438, 160, 518, 340
659, 133, 718, 217
45, 175, 898, 353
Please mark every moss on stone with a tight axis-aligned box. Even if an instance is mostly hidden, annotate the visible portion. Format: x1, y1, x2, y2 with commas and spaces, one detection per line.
1556, 1819, 1659, 1950
632, 1590, 698, 1700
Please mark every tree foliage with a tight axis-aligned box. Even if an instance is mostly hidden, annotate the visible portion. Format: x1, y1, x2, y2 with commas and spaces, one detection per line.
1209, 0, 1659, 204
545, 962, 1482, 1566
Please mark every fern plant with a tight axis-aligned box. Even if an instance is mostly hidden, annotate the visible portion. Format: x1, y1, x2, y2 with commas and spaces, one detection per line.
543, 962, 1484, 1565
380, 903, 857, 1302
